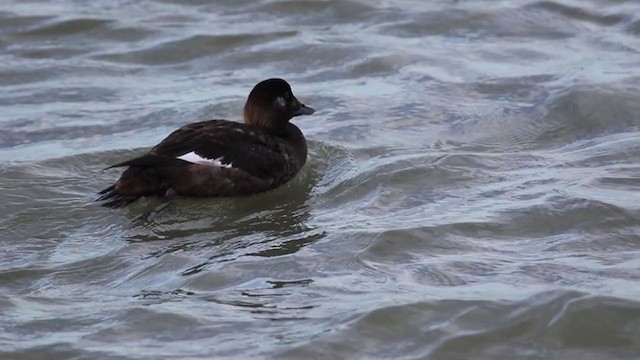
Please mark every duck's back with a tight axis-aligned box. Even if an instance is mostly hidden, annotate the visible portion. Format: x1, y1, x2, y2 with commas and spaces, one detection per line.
152, 120, 306, 181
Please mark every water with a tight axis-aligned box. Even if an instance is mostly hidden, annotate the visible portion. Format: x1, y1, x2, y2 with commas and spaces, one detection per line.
2, 0, 640, 358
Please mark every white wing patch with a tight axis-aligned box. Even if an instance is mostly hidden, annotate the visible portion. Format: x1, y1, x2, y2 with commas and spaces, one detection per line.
178, 151, 233, 168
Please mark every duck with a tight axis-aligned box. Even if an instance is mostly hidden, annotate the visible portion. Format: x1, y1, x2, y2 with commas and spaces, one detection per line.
97, 78, 315, 208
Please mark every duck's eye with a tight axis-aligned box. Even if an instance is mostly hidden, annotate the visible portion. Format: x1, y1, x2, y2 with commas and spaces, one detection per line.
275, 96, 286, 108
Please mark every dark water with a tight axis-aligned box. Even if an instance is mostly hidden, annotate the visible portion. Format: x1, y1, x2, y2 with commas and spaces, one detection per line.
2, 0, 640, 358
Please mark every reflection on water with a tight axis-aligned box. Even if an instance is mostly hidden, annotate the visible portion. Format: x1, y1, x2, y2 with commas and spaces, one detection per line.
2, 0, 640, 358
125, 144, 326, 260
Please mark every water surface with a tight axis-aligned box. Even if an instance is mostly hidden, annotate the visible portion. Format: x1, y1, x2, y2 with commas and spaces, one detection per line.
2, 0, 640, 358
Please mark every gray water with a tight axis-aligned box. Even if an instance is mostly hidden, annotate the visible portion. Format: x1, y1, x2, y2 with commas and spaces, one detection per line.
2, 0, 640, 359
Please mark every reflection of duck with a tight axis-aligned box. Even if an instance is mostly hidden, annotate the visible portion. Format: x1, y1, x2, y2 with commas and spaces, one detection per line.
98, 79, 315, 208
134, 152, 325, 268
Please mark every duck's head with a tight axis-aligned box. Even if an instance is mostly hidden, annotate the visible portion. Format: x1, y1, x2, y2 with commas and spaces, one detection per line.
243, 78, 315, 133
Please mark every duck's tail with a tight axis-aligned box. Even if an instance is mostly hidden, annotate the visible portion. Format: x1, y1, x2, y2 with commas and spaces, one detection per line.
97, 154, 190, 208
96, 184, 142, 208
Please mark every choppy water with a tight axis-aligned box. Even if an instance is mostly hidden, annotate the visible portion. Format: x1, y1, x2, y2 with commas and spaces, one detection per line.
2, 0, 640, 358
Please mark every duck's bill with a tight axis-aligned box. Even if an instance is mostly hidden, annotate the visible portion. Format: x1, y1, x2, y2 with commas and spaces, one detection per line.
293, 104, 315, 116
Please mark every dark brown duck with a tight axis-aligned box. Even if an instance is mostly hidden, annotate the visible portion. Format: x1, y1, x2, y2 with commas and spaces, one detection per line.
97, 78, 315, 208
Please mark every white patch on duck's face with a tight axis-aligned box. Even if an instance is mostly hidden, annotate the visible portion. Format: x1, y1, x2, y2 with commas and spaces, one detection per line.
178, 151, 233, 168
274, 96, 286, 109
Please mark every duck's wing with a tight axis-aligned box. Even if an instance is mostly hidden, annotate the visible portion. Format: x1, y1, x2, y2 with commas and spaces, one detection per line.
147, 120, 287, 178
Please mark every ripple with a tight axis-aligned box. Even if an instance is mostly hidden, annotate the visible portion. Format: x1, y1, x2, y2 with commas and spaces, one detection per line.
0, 13, 52, 34
254, 0, 380, 25
96, 32, 297, 65
0, 344, 108, 360
472, 87, 640, 151
280, 291, 640, 359
381, 6, 575, 39
17, 18, 113, 37
0, 86, 119, 106
527, 1, 629, 27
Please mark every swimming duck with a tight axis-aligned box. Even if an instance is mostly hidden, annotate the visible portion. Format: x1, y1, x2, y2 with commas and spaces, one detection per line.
98, 78, 315, 207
